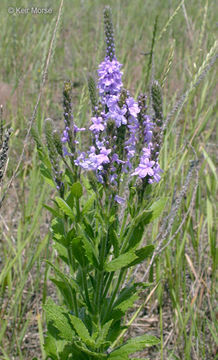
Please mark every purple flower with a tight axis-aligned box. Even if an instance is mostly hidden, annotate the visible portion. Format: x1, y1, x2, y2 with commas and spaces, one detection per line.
106, 95, 119, 111
61, 128, 70, 143
126, 97, 140, 117
109, 105, 127, 127
132, 158, 155, 178
148, 163, 163, 183
111, 153, 125, 164
77, 147, 111, 171
115, 195, 125, 204
74, 125, 86, 133
98, 58, 123, 96
89, 117, 105, 132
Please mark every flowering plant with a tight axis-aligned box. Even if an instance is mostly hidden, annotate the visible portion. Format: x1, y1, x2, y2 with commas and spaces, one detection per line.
32, 6, 169, 360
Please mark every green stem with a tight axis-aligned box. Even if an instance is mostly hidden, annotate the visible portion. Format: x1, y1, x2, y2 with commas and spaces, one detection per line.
102, 268, 125, 323
102, 271, 114, 298
72, 290, 78, 317
120, 209, 128, 239
82, 268, 92, 313
67, 247, 79, 316
95, 232, 107, 309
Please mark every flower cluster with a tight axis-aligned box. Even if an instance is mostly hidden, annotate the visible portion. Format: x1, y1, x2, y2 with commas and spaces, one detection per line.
75, 7, 162, 193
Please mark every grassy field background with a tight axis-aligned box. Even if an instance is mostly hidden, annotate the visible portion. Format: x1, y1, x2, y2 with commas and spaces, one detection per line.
0, 0, 217, 359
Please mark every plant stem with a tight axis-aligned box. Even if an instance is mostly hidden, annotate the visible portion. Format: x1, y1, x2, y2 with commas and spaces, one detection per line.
102, 268, 125, 323
82, 268, 92, 313
102, 271, 114, 298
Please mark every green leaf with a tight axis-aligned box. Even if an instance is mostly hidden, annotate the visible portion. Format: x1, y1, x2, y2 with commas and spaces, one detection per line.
53, 242, 68, 264
109, 228, 120, 257
114, 285, 138, 308
105, 245, 154, 272
81, 193, 96, 215
50, 279, 72, 309
108, 355, 128, 360
128, 245, 154, 267
109, 293, 139, 322
43, 204, 60, 218
95, 320, 113, 348
40, 163, 55, 188
55, 197, 75, 220
134, 197, 168, 226
126, 224, 144, 251
113, 293, 139, 313
47, 261, 79, 292
51, 217, 67, 246
69, 314, 95, 347
44, 334, 72, 360
108, 334, 160, 358
104, 252, 137, 272
81, 235, 99, 268
70, 236, 86, 267
71, 182, 83, 198
44, 298, 75, 342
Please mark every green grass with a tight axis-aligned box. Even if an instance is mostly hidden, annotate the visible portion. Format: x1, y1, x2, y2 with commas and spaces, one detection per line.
0, 0, 217, 359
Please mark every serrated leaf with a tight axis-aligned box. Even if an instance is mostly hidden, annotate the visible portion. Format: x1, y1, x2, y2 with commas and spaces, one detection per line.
128, 245, 154, 267
47, 261, 79, 292
114, 285, 137, 308
44, 334, 72, 360
55, 197, 75, 220
95, 319, 113, 348
71, 182, 83, 198
126, 224, 144, 251
81, 193, 96, 215
69, 314, 95, 347
134, 197, 168, 226
50, 279, 72, 309
43, 204, 60, 218
108, 355, 128, 360
40, 163, 55, 188
104, 252, 137, 272
53, 242, 68, 264
109, 228, 120, 257
114, 293, 139, 313
44, 298, 75, 342
108, 334, 160, 358
70, 236, 86, 267
81, 236, 99, 268
51, 217, 67, 246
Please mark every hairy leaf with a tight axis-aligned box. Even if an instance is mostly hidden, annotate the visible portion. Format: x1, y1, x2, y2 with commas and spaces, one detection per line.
104, 252, 137, 272
108, 334, 160, 358
71, 182, 83, 198
69, 314, 95, 347
95, 319, 113, 348
55, 197, 75, 220
44, 298, 75, 342
128, 245, 154, 266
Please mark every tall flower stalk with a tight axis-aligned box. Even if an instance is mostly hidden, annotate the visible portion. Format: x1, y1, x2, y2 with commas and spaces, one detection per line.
32, 6, 169, 360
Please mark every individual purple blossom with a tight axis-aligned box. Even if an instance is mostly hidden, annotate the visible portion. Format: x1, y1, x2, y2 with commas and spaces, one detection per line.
106, 95, 119, 111
148, 163, 163, 183
89, 117, 105, 133
132, 157, 155, 178
114, 195, 125, 204
74, 125, 86, 133
126, 97, 140, 117
61, 128, 70, 143
108, 105, 127, 127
